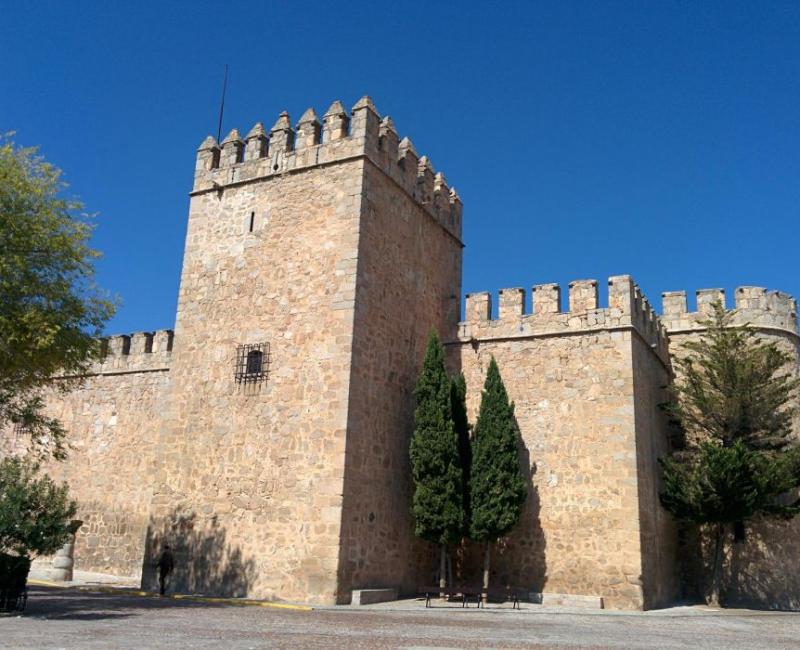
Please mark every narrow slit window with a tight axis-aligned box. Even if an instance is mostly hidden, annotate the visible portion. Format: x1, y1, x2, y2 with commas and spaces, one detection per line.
249, 211, 255, 233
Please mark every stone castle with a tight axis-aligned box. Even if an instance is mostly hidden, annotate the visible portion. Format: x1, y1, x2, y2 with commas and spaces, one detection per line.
11, 96, 800, 610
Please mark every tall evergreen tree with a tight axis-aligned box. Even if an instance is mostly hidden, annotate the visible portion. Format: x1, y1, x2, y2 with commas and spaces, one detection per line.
410, 332, 465, 592
667, 303, 799, 451
660, 302, 800, 606
451, 372, 471, 536
470, 357, 527, 600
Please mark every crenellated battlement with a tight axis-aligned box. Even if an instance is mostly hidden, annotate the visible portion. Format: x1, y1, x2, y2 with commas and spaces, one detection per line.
90, 329, 174, 374
192, 96, 462, 240
660, 286, 798, 336
458, 275, 668, 360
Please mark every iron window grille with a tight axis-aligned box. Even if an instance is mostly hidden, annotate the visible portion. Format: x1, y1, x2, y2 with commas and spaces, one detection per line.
234, 342, 270, 384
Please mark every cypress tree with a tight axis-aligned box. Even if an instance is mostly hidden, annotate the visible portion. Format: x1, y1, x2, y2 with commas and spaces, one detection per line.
470, 357, 527, 601
660, 302, 800, 606
410, 331, 465, 593
451, 372, 471, 536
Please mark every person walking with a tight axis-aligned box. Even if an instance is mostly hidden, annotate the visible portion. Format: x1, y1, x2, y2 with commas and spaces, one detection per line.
155, 544, 175, 596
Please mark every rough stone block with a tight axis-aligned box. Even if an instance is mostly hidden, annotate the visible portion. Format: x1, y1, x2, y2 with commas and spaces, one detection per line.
351, 588, 398, 605
531, 592, 604, 609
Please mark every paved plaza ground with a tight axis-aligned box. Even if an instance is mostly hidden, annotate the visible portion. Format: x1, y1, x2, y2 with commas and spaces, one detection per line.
2, 586, 800, 649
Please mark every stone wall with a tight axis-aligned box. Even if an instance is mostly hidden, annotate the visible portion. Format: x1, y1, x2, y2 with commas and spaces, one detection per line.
335, 153, 463, 600
631, 334, 680, 608
1, 334, 173, 577
450, 276, 677, 609
662, 286, 800, 609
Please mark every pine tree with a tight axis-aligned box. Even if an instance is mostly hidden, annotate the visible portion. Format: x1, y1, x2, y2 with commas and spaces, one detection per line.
470, 357, 527, 601
410, 331, 465, 593
667, 302, 799, 450
451, 372, 471, 536
660, 302, 800, 606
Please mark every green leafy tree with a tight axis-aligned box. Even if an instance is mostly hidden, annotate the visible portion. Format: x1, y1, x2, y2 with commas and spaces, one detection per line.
660, 302, 800, 606
0, 457, 77, 557
410, 332, 465, 592
470, 357, 527, 600
0, 134, 115, 459
451, 372, 471, 535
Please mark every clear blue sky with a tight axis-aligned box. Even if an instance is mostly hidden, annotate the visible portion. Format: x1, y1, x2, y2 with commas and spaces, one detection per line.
3, 1, 799, 333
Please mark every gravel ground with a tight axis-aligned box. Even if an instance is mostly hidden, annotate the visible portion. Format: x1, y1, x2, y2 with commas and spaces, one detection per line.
2, 586, 800, 649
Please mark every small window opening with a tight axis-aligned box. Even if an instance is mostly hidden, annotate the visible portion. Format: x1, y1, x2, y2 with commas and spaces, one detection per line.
235, 342, 270, 384
246, 350, 262, 374
249, 211, 255, 233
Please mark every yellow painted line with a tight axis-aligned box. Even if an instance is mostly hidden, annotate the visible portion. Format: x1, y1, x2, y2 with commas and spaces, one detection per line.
28, 579, 65, 588
80, 586, 153, 597
172, 594, 312, 611
27, 579, 312, 611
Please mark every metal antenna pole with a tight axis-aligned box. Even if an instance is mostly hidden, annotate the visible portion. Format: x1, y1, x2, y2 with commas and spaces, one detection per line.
216, 64, 229, 143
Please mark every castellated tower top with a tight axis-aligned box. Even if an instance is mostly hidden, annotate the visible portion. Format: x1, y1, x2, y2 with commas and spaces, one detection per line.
660, 286, 798, 335
193, 95, 462, 240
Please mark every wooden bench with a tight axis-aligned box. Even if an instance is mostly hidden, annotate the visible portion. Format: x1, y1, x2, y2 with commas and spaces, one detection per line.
419, 585, 477, 608
476, 587, 521, 610
419, 586, 521, 609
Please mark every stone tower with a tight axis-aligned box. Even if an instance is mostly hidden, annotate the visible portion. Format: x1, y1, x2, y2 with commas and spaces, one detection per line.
148, 97, 464, 603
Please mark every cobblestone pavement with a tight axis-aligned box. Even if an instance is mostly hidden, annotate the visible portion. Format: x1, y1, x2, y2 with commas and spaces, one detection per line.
2, 586, 800, 649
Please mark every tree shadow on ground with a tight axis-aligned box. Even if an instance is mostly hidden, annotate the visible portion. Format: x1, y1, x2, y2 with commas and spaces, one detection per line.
141, 509, 257, 598
22, 585, 227, 621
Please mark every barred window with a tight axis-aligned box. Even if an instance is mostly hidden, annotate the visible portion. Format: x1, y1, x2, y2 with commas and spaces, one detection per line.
235, 342, 270, 384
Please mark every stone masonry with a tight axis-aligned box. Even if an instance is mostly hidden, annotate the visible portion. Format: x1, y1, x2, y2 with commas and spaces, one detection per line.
4, 96, 798, 610
450, 277, 677, 609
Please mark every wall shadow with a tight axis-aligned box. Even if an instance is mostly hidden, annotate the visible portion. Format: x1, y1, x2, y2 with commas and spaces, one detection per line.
140, 509, 257, 598
454, 415, 546, 594
679, 517, 800, 611
23, 585, 226, 621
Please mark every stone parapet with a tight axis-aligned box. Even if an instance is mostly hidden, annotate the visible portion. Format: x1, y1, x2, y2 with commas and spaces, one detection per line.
86, 329, 174, 374
192, 97, 462, 242
458, 275, 668, 362
661, 286, 798, 336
